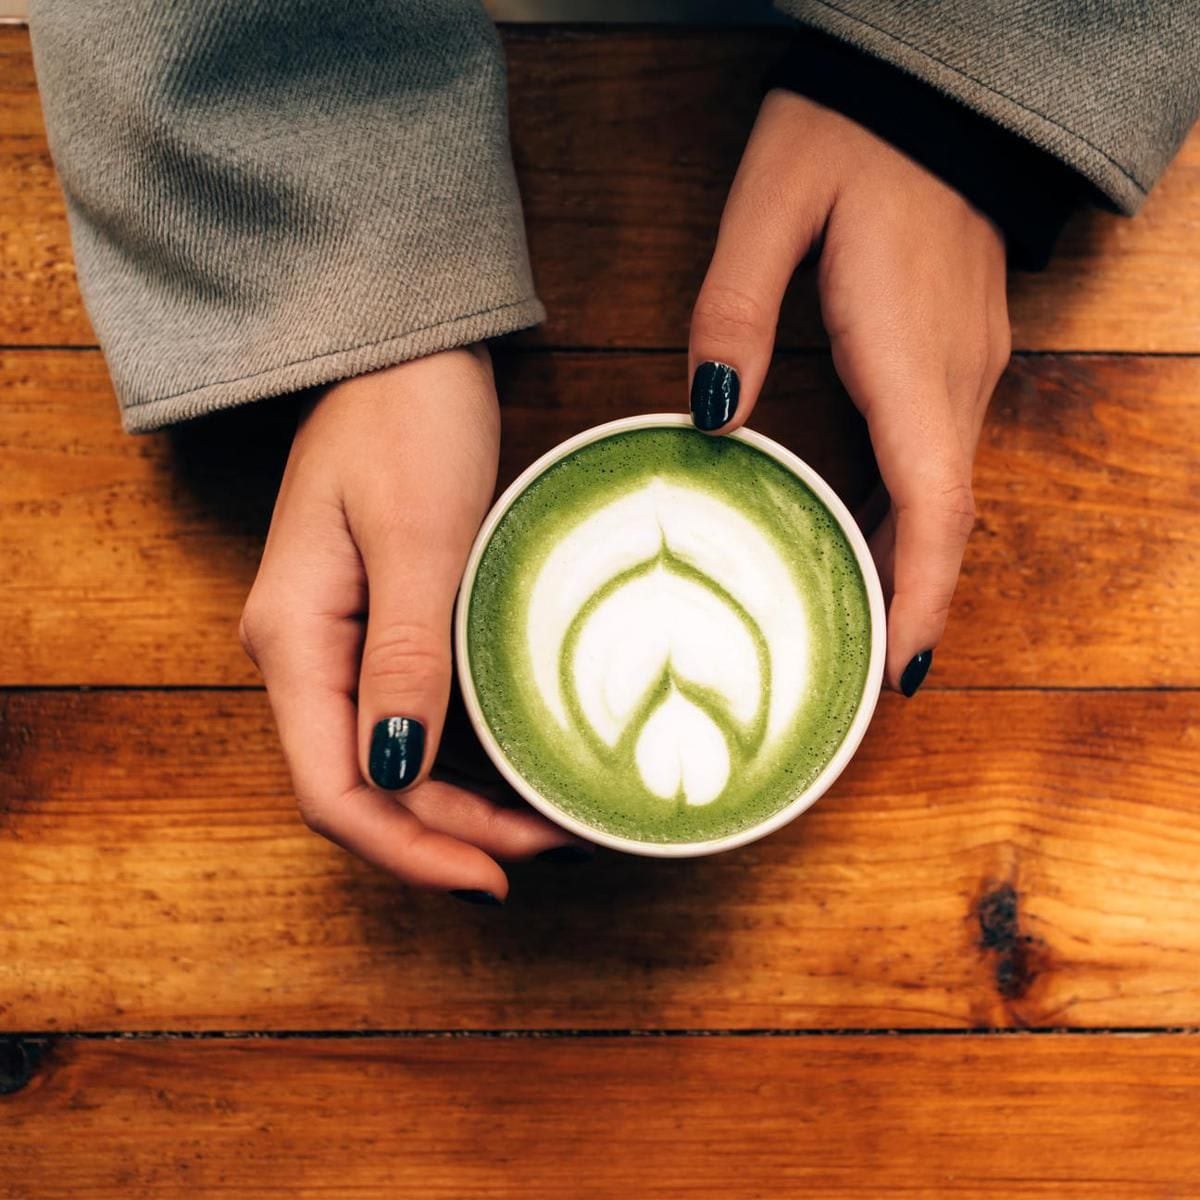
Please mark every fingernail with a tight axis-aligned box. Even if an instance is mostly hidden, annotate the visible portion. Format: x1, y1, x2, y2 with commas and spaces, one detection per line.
900, 649, 933, 697
368, 717, 425, 790
690, 361, 739, 431
450, 889, 504, 908
536, 845, 594, 866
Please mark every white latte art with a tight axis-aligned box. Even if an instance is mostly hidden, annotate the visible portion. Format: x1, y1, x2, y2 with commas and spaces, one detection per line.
526, 478, 810, 805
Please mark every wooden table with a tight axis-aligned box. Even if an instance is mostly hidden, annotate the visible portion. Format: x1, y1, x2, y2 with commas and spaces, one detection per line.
3, 25, 1199, 1198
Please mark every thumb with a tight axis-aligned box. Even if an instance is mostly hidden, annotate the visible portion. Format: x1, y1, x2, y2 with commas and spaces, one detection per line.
356, 522, 464, 792
689, 90, 833, 434
347, 355, 498, 794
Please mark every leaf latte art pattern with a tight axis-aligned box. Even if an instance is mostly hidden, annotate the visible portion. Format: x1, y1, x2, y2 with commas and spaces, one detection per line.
526, 478, 810, 806
466, 426, 875, 845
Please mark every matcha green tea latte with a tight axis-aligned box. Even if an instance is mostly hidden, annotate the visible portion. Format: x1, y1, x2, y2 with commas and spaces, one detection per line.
456, 415, 885, 856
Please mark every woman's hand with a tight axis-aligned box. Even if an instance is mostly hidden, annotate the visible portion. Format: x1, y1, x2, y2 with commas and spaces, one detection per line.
239, 346, 583, 900
689, 90, 1010, 695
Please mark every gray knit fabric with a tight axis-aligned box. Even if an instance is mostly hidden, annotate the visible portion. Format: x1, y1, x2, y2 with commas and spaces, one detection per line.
777, 0, 1200, 214
29, 0, 542, 432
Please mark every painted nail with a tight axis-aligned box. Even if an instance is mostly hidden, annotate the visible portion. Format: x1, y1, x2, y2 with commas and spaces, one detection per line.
690, 361, 739, 431
536, 845, 594, 866
450, 889, 504, 908
368, 717, 425, 790
900, 649, 933, 698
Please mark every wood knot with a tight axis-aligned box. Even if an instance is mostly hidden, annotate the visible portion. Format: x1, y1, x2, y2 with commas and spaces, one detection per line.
0, 1037, 47, 1096
977, 882, 1039, 1000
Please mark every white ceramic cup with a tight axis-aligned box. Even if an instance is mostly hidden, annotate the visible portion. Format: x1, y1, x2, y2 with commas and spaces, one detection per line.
454, 413, 886, 858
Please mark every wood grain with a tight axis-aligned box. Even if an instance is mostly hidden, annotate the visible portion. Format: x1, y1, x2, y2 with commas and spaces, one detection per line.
4, 1034, 1200, 1198
0, 29, 91, 344
3, 27, 1198, 352
2, 349, 1197, 687
3, 689, 1198, 1032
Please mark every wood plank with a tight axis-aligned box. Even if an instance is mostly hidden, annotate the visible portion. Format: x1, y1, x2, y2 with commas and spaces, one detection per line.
507, 29, 1200, 355
3, 689, 1198, 1032
4, 1035, 1200, 1197
1, 350, 1197, 687
3, 26, 1198, 352
0, 30, 92, 344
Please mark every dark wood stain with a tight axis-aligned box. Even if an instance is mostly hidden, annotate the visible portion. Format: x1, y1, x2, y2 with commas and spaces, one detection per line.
0, 1036, 48, 1096
3, 690, 1199, 1031
977, 883, 1041, 1001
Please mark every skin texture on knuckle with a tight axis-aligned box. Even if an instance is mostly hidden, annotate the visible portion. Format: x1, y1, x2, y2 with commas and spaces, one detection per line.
295, 789, 342, 840
237, 616, 258, 665
948, 329, 996, 405
691, 284, 771, 351
989, 322, 1013, 385
925, 479, 978, 543
916, 589, 957, 627
893, 474, 977, 546
730, 158, 819, 238
237, 599, 276, 667
362, 623, 449, 696
891, 573, 959, 638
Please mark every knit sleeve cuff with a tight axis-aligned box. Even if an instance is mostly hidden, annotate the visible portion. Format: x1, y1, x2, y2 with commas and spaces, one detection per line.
120, 297, 545, 433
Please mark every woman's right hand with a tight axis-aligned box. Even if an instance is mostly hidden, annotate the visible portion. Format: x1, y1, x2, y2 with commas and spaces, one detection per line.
239, 346, 586, 904
688, 91, 1011, 696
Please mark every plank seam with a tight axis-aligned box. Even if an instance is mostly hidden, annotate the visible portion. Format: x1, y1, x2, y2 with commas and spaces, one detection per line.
5, 1028, 1200, 1040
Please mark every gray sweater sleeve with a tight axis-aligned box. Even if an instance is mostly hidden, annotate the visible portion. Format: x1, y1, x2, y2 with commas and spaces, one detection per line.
776, 1, 1200, 215
29, 0, 542, 432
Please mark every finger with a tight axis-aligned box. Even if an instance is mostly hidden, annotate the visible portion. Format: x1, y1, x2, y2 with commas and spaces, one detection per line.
354, 520, 468, 794
246, 602, 510, 897
284, 673, 509, 895
868, 398, 976, 696
869, 293, 1003, 696
853, 476, 890, 539
689, 90, 835, 434
867, 504, 897, 600
403, 779, 590, 862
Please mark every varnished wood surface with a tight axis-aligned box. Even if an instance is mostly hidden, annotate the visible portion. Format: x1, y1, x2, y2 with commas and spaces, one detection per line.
3, 27, 1200, 352
3, 688, 1198, 1032
4, 1035, 1200, 1199
1, 350, 1197, 687
3, 20, 1199, 1197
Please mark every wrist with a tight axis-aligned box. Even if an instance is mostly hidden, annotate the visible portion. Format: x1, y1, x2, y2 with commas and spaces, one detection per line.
765, 27, 1085, 269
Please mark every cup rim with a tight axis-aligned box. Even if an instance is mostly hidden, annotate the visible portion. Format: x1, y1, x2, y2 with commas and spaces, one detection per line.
453, 413, 886, 857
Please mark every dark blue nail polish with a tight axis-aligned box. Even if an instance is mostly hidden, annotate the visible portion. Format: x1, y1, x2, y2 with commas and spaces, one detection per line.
450, 889, 504, 908
369, 717, 425, 790
536, 845, 594, 866
900, 650, 933, 698
690, 361, 739, 431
